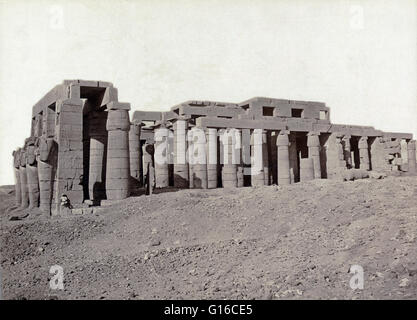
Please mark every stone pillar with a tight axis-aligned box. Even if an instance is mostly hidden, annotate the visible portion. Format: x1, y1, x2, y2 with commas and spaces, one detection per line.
359, 136, 370, 171
129, 121, 142, 193
142, 143, 155, 192
221, 128, 238, 188
26, 140, 39, 209
342, 135, 352, 169
173, 119, 189, 188
277, 131, 291, 185
38, 137, 54, 216
38, 106, 56, 216
206, 128, 218, 189
188, 128, 194, 189
326, 133, 346, 179
13, 149, 22, 206
105, 102, 131, 200
154, 125, 170, 188
189, 127, 208, 188
288, 133, 298, 183
408, 140, 416, 174
251, 129, 265, 186
35, 114, 43, 137
263, 131, 269, 185
235, 129, 244, 187
300, 158, 314, 181
54, 98, 84, 214
19, 149, 29, 209
241, 129, 252, 186
370, 136, 387, 172
307, 132, 321, 179
88, 111, 108, 200
391, 138, 402, 171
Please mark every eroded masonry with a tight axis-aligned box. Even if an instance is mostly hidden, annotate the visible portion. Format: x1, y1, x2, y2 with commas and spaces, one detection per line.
12, 80, 417, 216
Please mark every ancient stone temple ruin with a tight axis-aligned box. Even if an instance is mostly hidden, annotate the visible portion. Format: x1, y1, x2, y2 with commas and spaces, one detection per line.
12, 80, 417, 216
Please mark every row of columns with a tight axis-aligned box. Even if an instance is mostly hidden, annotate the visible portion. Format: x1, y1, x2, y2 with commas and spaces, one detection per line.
14, 117, 417, 212
12, 138, 47, 212
167, 124, 322, 189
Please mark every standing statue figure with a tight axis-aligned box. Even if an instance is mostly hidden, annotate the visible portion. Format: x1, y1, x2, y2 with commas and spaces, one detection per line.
26, 137, 40, 209
37, 136, 56, 216
12, 148, 22, 206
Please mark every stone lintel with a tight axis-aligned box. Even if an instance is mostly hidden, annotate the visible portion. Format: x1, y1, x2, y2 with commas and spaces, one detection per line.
107, 101, 131, 111
132, 111, 162, 122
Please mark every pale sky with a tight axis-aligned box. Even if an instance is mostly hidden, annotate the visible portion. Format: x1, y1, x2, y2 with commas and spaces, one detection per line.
0, 0, 416, 185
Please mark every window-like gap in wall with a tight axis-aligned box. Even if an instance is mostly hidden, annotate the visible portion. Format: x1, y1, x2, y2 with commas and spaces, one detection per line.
263, 107, 274, 117
291, 108, 303, 118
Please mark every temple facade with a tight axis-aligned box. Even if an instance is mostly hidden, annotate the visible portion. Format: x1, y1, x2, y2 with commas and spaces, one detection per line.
12, 80, 417, 216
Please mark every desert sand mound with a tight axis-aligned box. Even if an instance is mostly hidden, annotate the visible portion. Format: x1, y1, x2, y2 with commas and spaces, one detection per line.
1, 176, 417, 300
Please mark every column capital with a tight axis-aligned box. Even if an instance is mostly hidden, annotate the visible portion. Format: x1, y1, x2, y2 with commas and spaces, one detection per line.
279, 129, 290, 136
342, 134, 351, 141
307, 133, 320, 147
358, 136, 369, 149
276, 131, 289, 146
205, 127, 217, 134
106, 108, 130, 131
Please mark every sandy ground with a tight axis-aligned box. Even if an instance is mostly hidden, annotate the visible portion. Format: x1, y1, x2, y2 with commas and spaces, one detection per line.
1, 175, 417, 300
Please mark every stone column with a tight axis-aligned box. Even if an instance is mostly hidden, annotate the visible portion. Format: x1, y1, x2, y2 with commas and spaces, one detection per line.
288, 133, 298, 183
173, 118, 189, 188
142, 143, 155, 193
106, 102, 130, 200
241, 129, 252, 186
307, 132, 321, 179
88, 111, 108, 200
38, 105, 56, 216
38, 137, 54, 216
13, 149, 22, 206
190, 127, 207, 189
326, 133, 346, 179
19, 148, 29, 209
154, 125, 170, 188
35, 114, 43, 137
251, 129, 265, 186
342, 135, 352, 169
359, 136, 370, 171
262, 131, 269, 185
277, 131, 291, 185
26, 140, 39, 209
408, 140, 416, 174
221, 128, 238, 188
54, 98, 84, 214
206, 128, 218, 189
129, 121, 142, 193
235, 129, 244, 187
300, 158, 314, 181
188, 128, 194, 189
